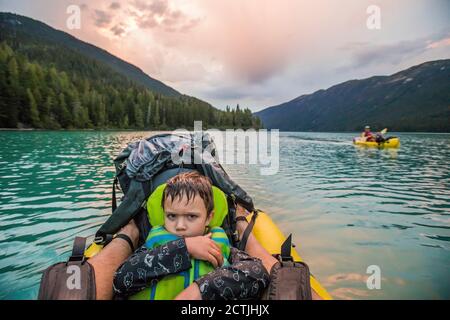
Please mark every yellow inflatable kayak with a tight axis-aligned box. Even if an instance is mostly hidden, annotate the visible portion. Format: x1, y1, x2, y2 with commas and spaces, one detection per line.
353, 137, 400, 148
84, 210, 332, 300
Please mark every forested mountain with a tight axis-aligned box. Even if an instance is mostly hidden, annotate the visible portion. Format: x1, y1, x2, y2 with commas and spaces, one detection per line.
256, 60, 450, 132
1, 12, 180, 97
0, 12, 261, 130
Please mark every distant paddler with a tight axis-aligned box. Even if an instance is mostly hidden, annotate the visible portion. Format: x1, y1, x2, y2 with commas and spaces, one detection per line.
360, 126, 387, 143
361, 125, 375, 142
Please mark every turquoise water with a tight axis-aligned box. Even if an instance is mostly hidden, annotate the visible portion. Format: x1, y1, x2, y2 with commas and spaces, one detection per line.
0, 131, 449, 299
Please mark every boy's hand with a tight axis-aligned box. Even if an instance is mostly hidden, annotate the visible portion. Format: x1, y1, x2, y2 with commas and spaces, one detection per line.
185, 233, 224, 268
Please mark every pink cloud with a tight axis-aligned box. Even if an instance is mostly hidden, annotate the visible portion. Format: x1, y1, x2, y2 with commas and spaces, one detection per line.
93, 9, 112, 28
109, 2, 121, 10
128, 0, 199, 33
427, 37, 450, 49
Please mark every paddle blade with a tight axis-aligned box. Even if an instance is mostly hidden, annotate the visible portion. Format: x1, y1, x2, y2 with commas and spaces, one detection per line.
381, 128, 388, 135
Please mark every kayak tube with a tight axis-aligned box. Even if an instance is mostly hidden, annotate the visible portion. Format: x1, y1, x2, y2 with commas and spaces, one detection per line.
248, 211, 332, 300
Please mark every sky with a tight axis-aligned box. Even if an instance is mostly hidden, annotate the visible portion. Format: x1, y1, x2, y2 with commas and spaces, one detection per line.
1, 0, 449, 111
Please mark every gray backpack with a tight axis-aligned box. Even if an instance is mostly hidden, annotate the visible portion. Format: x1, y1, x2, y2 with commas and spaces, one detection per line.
38, 237, 96, 300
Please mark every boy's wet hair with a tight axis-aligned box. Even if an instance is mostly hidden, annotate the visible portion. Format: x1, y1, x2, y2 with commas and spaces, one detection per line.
162, 172, 214, 215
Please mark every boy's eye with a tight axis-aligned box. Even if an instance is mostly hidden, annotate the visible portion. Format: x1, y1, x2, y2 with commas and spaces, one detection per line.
167, 214, 176, 220
188, 215, 197, 220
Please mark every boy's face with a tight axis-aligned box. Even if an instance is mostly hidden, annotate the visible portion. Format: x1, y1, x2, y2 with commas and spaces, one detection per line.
163, 194, 213, 237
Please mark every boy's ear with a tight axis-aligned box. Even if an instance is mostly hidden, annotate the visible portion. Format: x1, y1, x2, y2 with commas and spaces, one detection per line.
206, 210, 214, 225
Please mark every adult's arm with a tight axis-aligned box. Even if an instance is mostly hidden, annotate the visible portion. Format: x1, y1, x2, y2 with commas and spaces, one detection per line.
113, 238, 192, 296
235, 209, 278, 274
87, 220, 139, 300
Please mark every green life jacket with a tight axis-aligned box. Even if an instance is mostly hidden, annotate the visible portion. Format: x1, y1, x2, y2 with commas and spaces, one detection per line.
129, 183, 231, 300
129, 225, 231, 300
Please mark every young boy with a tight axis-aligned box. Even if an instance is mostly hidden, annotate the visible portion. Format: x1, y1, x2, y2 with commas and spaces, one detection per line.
113, 172, 269, 300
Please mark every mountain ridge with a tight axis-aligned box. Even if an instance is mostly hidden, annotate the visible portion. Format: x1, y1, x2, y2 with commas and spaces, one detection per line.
0, 12, 181, 97
0, 12, 261, 130
256, 59, 450, 132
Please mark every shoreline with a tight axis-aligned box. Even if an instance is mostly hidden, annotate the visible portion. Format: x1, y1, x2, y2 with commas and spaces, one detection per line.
1, 128, 449, 134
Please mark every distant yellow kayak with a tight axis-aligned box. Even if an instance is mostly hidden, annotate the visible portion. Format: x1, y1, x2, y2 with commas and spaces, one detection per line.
353, 137, 400, 148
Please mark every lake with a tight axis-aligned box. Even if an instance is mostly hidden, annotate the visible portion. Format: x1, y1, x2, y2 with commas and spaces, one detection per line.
0, 131, 449, 299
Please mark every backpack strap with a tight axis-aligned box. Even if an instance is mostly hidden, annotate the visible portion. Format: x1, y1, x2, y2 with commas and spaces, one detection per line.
237, 210, 259, 251
68, 236, 86, 264
95, 180, 147, 244
112, 176, 118, 213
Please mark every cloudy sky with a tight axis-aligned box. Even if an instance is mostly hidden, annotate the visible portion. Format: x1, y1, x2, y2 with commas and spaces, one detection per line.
1, 0, 449, 111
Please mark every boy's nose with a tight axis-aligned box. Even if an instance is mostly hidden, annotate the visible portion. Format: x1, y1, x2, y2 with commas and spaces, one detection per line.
175, 219, 186, 231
